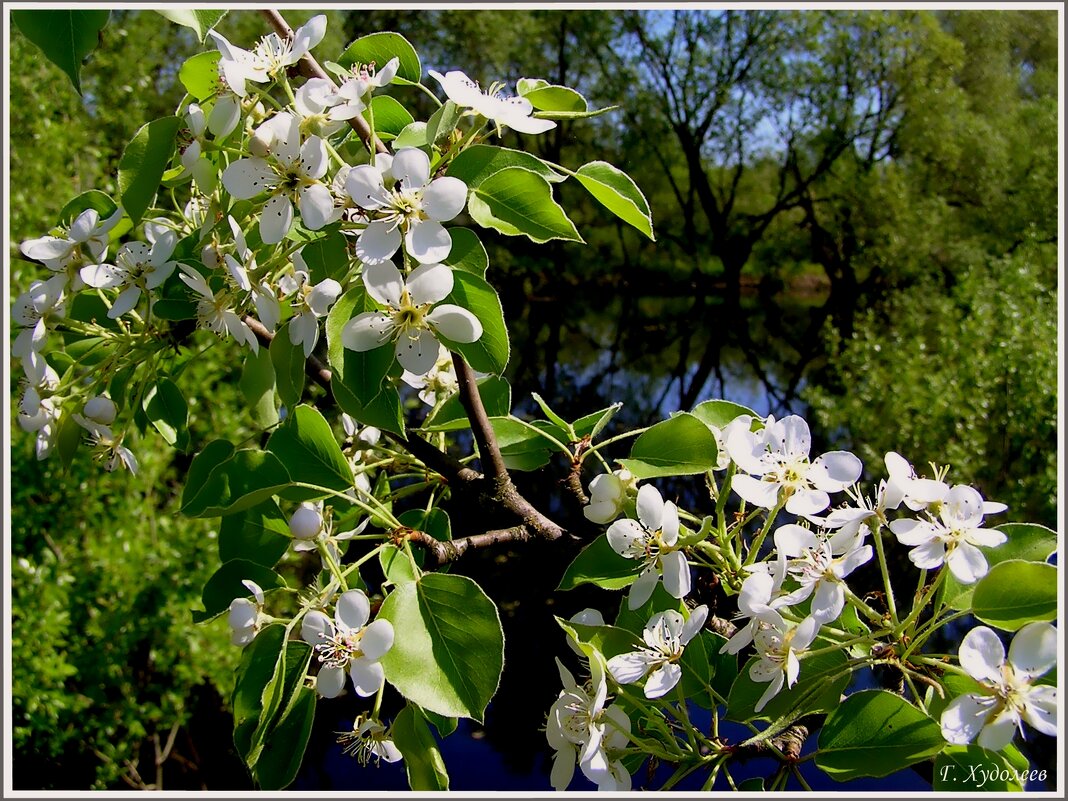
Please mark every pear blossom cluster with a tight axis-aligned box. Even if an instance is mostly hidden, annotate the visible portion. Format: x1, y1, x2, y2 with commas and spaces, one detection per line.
12, 13, 549, 478
560, 407, 1034, 788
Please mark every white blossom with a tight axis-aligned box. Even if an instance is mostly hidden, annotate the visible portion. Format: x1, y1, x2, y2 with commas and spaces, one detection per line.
726, 414, 862, 517
279, 251, 342, 357
583, 469, 636, 525
222, 112, 335, 244
177, 264, 261, 353
20, 207, 122, 275
301, 589, 394, 698
546, 657, 631, 792
80, 228, 180, 319
209, 15, 326, 97
337, 715, 403, 765
341, 262, 482, 376
889, 485, 1007, 583
227, 579, 265, 646
941, 623, 1057, 751
720, 567, 791, 655
773, 524, 872, 624
607, 606, 708, 698
606, 484, 691, 609
345, 147, 467, 265
429, 70, 556, 135
749, 616, 819, 712
400, 345, 458, 405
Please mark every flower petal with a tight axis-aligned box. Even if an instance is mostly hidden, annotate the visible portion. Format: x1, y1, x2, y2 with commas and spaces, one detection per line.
345, 165, 387, 209
1008, 622, 1057, 679
222, 158, 276, 199
359, 619, 394, 660
349, 656, 385, 697
335, 589, 371, 630
391, 147, 431, 189
405, 220, 452, 264
644, 663, 682, 699
260, 195, 294, 244
785, 488, 831, 516
355, 221, 400, 264
362, 261, 405, 307
976, 709, 1018, 752
80, 263, 126, 289
395, 327, 441, 375
298, 136, 328, 180
660, 550, 690, 599
108, 286, 142, 318
940, 693, 991, 745
1021, 685, 1057, 736
316, 665, 346, 698
301, 610, 333, 645
627, 567, 659, 610
606, 519, 643, 557
731, 474, 781, 509
947, 542, 988, 584
635, 484, 664, 531
342, 310, 393, 353
421, 176, 468, 221
958, 626, 1005, 683
809, 451, 863, 491
426, 304, 482, 344
297, 183, 335, 230
406, 262, 454, 306
607, 652, 655, 685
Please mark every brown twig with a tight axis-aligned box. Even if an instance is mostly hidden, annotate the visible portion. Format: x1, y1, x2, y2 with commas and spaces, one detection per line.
406, 526, 535, 566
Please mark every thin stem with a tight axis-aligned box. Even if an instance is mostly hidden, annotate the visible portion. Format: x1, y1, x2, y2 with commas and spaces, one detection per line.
869, 520, 899, 625
743, 499, 783, 566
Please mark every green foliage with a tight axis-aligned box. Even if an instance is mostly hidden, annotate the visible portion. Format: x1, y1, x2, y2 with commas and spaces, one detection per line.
12, 10, 111, 94
617, 412, 718, 478
816, 691, 946, 780
378, 574, 505, 721
806, 253, 1057, 526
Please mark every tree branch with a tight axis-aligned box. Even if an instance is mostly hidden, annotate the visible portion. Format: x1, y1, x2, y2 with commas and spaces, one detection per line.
260, 9, 389, 156
405, 526, 536, 566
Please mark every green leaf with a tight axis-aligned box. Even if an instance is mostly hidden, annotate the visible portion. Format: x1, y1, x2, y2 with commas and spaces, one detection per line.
338, 32, 421, 82
436, 270, 510, 375
816, 690, 945, 781
934, 745, 1024, 791
392, 705, 450, 790
142, 377, 189, 449
219, 500, 292, 568
298, 227, 350, 284
690, 399, 757, 430
971, 560, 1057, 630
423, 376, 510, 432
426, 101, 461, 144
267, 405, 354, 501
447, 145, 564, 188
468, 167, 583, 244
157, 9, 227, 41
488, 417, 557, 472
521, 84, 587, 112
12, 10, 110, 94
53, 412, 84, 471
421, 708, 458, 739
370, 95, 414, 139
326, 285, 395, 406
253, 687, 315, 790
181, 439, 236, 510
59, 190, 118, 228
618, 413, 718, 478
380, 544, 419, 585
944, 523, 1057, 611
397, 507, 452, 543
557, 534, 637, 591
727, 648, 850, 724
394, 122, 428, 149
443, 227, 489, 277
182, 449, 293, 518
269, 323, 306, 410
556, 618, 641, 661
192, 559, 286, 623
379, 574, 504, 721
574, 161, 654, 240
531, 392, 573, 438
233, 624, 286, 759
118, 116, 182, 226
572, 403, 623, 441
240, 347, 279, 429
179, 51, 222, 100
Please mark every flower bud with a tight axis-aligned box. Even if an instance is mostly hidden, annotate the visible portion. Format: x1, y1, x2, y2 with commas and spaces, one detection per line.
83, 395, 117, 425
289, 502, 324, 539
